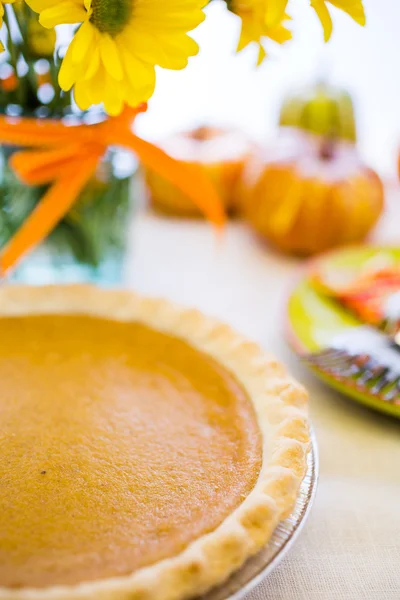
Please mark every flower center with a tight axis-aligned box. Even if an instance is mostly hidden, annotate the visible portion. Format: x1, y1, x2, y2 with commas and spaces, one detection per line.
90, 0, 132, 37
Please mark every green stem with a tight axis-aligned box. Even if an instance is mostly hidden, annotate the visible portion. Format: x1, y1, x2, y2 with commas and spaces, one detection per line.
49, 58, 62, 114
3, 6, 24, 106
12, 4, 38, 103
13, 4, 29, 58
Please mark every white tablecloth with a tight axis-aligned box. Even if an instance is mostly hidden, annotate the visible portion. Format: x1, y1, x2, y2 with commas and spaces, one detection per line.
127, 205, 400, 599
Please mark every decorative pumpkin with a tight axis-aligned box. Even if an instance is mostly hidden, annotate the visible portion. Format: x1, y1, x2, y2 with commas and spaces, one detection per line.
240, 129, 384, 256
144, 126, 252, 217
280, 82, 357, 142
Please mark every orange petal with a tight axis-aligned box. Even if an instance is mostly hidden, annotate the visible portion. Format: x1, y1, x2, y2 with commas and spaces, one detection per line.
113, 130, 225, 227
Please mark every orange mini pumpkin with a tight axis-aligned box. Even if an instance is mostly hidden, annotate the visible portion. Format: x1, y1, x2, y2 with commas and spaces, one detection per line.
144, 126, 252, 217
240, 129, 384, 256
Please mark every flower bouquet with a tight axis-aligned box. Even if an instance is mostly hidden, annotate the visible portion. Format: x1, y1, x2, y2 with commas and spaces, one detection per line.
0, 0, 365, 283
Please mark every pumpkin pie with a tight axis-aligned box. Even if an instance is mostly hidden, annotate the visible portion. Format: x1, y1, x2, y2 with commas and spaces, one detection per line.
0, 285, 309, 600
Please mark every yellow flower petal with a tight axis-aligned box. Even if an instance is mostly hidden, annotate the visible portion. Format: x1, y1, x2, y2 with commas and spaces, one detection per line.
231, 0, 364, 63
103, 93, 124, 116
257, 44, 266, 65
26, 0, 61, 12
265, 0, 289, 27
119, 46, 156, 93
120, 29, 199, 70
311, 0, 365, 41
81, 64, 107, 105
329, 0, 366, 26
71, 21, 95, 63
58, 39, 86, 90
74, 79, 92, 110
234, 4, 292, 63
99, 34, 124, 80
84, 45, 101, 80
93, 66, 125, 114
267, 21, 293, 44
134, 5, 205, 32
311, 0, 333, 41
39, 1, 86, 28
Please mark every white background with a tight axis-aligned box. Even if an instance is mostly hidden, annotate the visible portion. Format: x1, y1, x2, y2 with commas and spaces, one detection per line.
136, 0, 400, 180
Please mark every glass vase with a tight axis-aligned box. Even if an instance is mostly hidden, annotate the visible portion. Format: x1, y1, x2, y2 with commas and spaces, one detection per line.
0, 144, 137, 286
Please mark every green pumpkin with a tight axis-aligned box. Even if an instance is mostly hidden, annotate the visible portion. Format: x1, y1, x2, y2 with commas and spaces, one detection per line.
279, 82, 357, 142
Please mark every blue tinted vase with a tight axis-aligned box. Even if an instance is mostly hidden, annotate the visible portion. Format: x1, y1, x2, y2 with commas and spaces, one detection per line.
1, 146, 136, 286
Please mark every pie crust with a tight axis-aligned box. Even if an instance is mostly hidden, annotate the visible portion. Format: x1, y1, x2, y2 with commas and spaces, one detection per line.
0, 285, 310, 600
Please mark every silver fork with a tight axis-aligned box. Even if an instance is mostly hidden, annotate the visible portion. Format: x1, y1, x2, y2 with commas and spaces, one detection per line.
303, 326, 400, 404
382, 290, 400, 335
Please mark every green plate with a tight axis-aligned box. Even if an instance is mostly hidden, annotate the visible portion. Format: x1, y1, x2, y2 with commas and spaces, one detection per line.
286, 245, 400, 419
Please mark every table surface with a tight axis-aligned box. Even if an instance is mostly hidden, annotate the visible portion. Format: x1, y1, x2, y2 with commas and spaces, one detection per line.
127, 191, 400, 600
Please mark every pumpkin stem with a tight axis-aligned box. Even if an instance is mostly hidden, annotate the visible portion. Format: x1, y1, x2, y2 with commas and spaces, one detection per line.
191, 126, 210, 142
319, 138, 336, 161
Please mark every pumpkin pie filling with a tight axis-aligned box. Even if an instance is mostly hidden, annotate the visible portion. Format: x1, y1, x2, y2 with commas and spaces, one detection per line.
0, 315, 262, 589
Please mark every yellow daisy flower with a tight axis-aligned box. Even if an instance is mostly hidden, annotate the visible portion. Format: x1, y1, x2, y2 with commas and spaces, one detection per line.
229, 1, 292, 65
228, 0, 365, 62
310, 0, 366, 41
26, 0, 206, 115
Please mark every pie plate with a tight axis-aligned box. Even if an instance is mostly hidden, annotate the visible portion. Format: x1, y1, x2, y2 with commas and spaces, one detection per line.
201, 429, 318, 600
